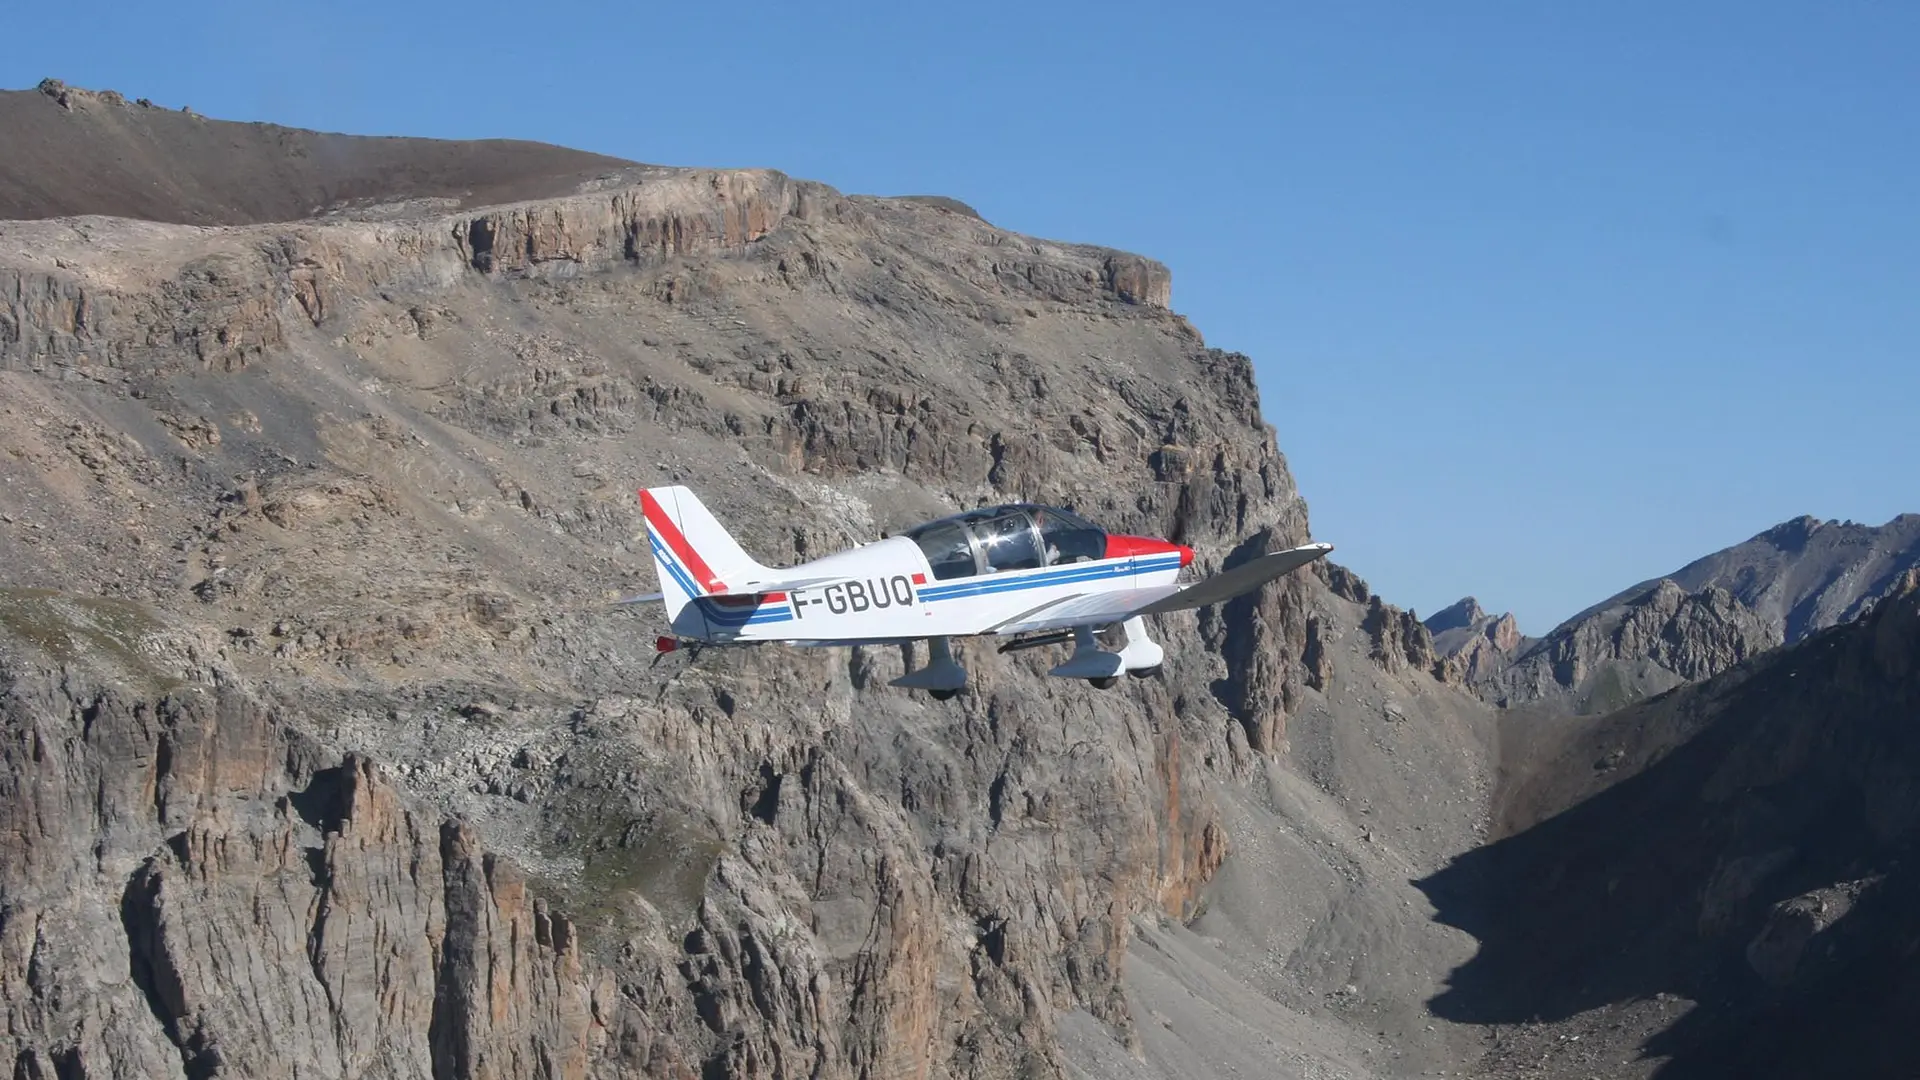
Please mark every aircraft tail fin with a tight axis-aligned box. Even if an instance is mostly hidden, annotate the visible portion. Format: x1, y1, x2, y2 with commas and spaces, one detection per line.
639, 485, 770, 620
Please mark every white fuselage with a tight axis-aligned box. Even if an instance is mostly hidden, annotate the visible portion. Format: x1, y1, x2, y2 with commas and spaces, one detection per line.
660, 536, 1185, 643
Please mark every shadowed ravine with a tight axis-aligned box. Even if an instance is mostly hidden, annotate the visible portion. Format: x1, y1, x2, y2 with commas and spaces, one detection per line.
1417, 588, 1920, 1078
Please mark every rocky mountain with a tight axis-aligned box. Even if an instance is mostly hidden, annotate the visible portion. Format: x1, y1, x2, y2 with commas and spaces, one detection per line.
1422, 598, 1526, 686
1421, 572, 1920, 1079
1585, 514, 1920, 642
1, 81, 643, 225
1465, 515, 1920, 712
0, 84, 1500, 1080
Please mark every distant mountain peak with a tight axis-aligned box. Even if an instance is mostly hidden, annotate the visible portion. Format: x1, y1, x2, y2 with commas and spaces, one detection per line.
1424, 596, 1486, 635
1466, 508, 1920, 712
1757, 515, 1825, 550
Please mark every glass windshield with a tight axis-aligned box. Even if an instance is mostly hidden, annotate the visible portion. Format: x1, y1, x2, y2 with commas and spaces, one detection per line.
967, 509, 1043, 572
908, 520, 977, 580
1031, 506, 1106, 564
906, 503, 1107, 577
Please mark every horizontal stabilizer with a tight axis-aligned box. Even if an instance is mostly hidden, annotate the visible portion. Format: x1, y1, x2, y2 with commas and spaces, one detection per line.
705, 574, 856, 598
613, 591, 664, 605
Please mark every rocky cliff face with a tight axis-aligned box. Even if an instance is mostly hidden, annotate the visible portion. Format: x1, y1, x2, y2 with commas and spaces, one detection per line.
0, 651, 607, 1080
0, 96, 1493, 1080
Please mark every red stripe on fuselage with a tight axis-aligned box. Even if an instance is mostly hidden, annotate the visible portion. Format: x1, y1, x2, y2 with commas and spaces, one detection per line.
640, 489, 727, 593
1104, 534, 1196, 567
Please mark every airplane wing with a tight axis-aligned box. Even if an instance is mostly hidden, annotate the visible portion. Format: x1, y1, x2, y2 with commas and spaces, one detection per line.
988, 543, 1333, 635
1131, 542, 1332, 615
986, 588, 1183, 634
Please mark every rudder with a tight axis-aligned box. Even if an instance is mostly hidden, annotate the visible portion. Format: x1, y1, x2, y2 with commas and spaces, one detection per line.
639, 486, 768, 624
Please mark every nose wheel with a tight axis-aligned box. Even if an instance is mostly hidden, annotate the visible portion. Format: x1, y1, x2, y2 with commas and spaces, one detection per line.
1047, 618, 1164, 689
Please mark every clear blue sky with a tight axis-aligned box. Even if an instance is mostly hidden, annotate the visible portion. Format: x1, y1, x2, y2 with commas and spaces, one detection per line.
6, 2, 1915, 633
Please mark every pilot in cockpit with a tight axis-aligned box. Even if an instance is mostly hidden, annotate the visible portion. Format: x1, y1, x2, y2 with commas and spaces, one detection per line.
1032, 508, 1063, 566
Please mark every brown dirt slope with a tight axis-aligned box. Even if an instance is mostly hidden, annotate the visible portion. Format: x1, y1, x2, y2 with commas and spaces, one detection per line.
0, 81, 644, 225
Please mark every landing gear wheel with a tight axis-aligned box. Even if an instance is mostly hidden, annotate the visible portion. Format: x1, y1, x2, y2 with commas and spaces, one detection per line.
1089, 676, 1119, 689
1128, 665, 1163, 680
928, 688, 959, 701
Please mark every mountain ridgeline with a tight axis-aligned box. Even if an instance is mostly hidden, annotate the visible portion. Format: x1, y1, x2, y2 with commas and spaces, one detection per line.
1426, 513, 1920, 714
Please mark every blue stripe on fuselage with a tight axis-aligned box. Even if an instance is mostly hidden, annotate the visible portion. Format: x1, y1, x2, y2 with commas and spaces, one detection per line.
918, 555, 1183, 602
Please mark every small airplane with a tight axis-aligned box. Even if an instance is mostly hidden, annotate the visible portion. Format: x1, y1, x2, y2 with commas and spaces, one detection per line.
623, 485, 1331, 699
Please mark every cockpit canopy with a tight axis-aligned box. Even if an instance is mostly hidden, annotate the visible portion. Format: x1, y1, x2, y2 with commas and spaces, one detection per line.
904, 504, 1107, 581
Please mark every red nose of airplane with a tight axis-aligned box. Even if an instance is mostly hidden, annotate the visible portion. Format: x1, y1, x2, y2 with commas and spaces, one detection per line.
1105, 535, 1196, 566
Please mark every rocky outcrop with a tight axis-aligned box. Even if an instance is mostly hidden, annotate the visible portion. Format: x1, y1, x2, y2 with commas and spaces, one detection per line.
1745, 876, 1881, 990
1361, 594, 1436, 676
1481, 580, 1778, 713
456, 172, 827, 276
1423, 597, 1486, 639
1098, 254, 1172, 308
2, 170, 1173, 379
1425, 597, 1524, 687
1312, 560, 1450, 679
1485, 612, 1519, 654
0, 661, 622, 1080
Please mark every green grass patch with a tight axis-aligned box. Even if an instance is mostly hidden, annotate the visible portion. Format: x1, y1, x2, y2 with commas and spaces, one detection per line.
0, 588, 185, 692
530, 785, 728, 951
